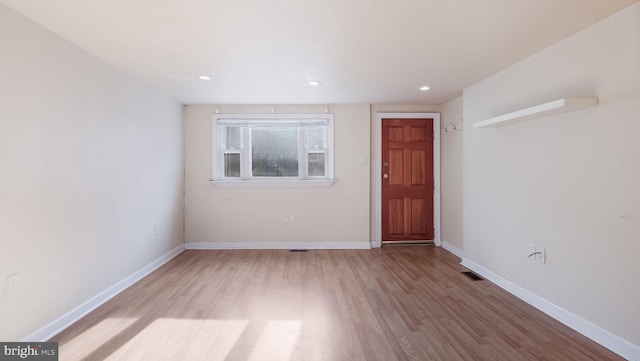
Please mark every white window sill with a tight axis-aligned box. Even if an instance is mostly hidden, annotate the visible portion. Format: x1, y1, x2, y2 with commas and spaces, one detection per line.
210, 179, 336, 188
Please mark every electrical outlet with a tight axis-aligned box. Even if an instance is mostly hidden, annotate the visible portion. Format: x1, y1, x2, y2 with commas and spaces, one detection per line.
283, 214, 290, 223
290, 213, 296, 223
5, 273, 22, 298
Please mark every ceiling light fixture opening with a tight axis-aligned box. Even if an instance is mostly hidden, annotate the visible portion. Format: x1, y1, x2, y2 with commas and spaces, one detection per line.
419, 85, 430, 91
199, 75, 211, 80
308, 80, 321, 86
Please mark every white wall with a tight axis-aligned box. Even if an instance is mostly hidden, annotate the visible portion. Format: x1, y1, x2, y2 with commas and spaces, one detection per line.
440, 97, 463, 254
463, 3, 640, 352
184, 104, 370, 247
0, 4, 184, 341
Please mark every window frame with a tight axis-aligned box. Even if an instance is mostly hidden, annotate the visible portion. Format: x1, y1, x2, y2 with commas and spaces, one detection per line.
212, 113, 335, 187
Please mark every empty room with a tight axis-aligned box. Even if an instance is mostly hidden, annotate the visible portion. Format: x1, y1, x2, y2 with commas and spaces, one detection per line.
1, 0, 638, 360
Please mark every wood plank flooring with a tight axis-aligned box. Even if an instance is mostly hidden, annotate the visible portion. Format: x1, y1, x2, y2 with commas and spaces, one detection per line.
51, 247, 623, 361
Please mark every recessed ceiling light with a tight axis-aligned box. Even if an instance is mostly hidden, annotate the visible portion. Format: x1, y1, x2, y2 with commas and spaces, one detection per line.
199, 75, 211, 80
308, 80, 321, 86
419, 85, 430, 91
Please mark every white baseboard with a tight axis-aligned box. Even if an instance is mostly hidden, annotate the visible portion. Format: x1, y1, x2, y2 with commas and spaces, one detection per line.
440, 241, 463, 258
185, 242, 371, 250
22, 244, 185, 342
461, 257, 640, 361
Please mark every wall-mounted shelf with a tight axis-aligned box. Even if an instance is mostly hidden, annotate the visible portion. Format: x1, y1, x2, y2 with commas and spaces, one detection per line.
473, 98, 598, 128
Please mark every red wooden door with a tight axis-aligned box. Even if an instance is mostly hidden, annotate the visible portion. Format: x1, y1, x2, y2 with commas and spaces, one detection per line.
382, 118, 434, 242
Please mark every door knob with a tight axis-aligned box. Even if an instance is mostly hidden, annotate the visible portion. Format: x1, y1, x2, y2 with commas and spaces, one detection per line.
383, 174, 388, 179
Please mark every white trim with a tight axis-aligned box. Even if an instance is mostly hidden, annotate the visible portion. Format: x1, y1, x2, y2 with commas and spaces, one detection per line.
210, 179, 335, 188
441, 241, 463, 258
460, 257, 640, 361
374, 112, 441, 248
186, 242, 371, 250
213, 113, 334, 121
21, 244, 185, 342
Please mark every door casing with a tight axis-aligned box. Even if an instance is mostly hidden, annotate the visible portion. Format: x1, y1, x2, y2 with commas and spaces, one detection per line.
374, 112, 441, 248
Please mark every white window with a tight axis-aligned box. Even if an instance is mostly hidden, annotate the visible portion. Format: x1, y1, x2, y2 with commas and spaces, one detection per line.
213, 114, 335, 186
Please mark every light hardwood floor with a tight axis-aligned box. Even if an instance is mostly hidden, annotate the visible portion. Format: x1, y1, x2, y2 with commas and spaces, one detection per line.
51, 247, 623, 360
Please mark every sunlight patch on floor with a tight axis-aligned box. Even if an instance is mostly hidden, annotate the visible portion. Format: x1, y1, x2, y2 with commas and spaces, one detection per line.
59, 317, 138, 360
247, 320, 302, 361
105, 319, 248, 361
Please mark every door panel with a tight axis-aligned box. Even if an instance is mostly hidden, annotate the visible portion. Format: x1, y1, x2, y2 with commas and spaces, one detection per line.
388, 149, 404, 185
388, 198, 405, 235
382, 118, 434, 242
411, 149, 427, 185
388, 126, 405, 142
411, 198, 427, 234
410, 126, 427, 142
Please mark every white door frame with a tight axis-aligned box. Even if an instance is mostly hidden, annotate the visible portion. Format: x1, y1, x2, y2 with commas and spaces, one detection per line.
374, 112, 441, 248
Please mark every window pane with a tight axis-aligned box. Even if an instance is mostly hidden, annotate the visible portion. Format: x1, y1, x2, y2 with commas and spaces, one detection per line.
226, 127, 241, 150
224, 153, 240, 177
308, 153, 325, 177
307, 126, 326, 150
252, 127, 298, 177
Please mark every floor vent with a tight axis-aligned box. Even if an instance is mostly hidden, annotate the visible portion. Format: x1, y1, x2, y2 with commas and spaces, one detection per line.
461, 271, 484, 281
289, 249, 309, 252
